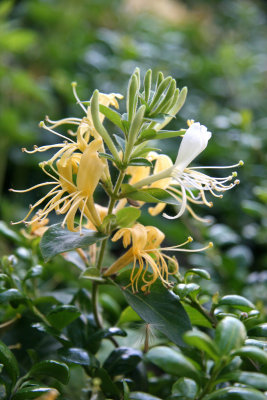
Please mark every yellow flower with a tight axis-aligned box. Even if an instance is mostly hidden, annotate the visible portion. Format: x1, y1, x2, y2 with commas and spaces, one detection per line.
11, 139, 105, 233
104, 223, 210, 293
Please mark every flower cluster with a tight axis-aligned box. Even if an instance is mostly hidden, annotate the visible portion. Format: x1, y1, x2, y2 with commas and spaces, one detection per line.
11, 69, 242, 292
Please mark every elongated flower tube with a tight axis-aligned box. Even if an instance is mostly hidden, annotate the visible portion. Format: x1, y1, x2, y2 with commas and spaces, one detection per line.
104, 223, 211, 293
11, 139, 105, 232
131, 122, 243, 220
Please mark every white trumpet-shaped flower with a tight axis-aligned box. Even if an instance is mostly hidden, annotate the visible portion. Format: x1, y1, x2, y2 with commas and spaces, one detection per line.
132, 122, 243, 220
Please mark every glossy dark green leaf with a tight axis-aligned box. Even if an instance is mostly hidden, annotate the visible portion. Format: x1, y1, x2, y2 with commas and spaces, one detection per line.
0, 289, 25, 305
183, 330, 219, 361
29, 360, 69, 384
94, 368, 121, 399
99, 104, 124, 130
12, 387, 54, 400
47, 305, 81, 330
116, 207, 141, 228
146, 346, 200, 382
202, 386, 266, 400
40, 223, 107, 261
248, 324, 267, 337
174, 283, 200, 299
215, 317, 246, 355
58, 347, 99, 367
219, 371, 267, 390
232, 346, 267, 364
172, 377, 198, 398
31, 323, 70, 346
0, 340, 19, 385
117, 276, 191, 347
218, 295, 255, 311
103, 347, 142, 376
118, 306, 141, 325
184, 269, 211, 281
89, 327, 127, 341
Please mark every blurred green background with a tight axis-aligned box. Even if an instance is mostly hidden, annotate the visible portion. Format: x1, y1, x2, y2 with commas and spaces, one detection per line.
1, 0, 267, 304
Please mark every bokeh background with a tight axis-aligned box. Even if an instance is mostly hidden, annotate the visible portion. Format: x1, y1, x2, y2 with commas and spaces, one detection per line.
1, 0, 267, 304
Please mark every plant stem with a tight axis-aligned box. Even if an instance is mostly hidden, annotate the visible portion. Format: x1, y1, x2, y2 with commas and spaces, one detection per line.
91, 170, 125, 345
197, 359, 227, 400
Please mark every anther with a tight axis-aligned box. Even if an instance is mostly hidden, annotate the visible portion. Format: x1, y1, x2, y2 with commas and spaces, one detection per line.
39, 121, 45, 128
21, 148, 26, 152
234, 179, 240, 185
208, 242, 213, 248
188, 236, 193, 242
232, 171, 237, 177
239, 160, 244, 166
71, 81, 77, 87
208, 202, 213, 207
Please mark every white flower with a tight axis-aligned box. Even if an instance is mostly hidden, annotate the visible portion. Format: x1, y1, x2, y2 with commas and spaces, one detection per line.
174, 122, 212, 171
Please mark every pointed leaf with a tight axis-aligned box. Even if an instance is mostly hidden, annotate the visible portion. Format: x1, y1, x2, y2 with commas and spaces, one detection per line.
128, 157, 152, 167
99, 104, 124, 130
121, 185, 178, 205
116, 275, 191, 347
40, 223, 107, 261
155, 129, 185, 140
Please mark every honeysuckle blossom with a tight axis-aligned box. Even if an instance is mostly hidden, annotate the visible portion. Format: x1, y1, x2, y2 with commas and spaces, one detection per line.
11, 139, 106, 233
132, 122, 243, 220
104, 223, 212, 293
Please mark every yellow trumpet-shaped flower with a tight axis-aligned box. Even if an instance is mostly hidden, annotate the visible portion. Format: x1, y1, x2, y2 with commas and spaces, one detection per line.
11, 139, 105, 233
104, 223, 210, 293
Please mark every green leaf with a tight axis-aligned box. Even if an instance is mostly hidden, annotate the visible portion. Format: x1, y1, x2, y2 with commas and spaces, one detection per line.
219, 371, 267, 390
144, 113, 172, 124
80, 267, 106, 282
183, 304, 212, 328
94, 368, 121, 399
155, 129, 185, 140
23, 265, 43, 280
116, 207, 141, 228
99, 152, 116, 162
121, 185, 178, 205
40, 223, 107, 261
202, 387, 266, 400
136, 128, 157, 144
116, 275, 191, 347
47, 305, 81, 330
232, 346, 267, 365
0, 289, 25, 305
0, 221, 22, 243
128, 157, 152, 167
58, 347, 99, 367
218, 295, 255, 311
183, 330, 219, 361
32, 323, 70, 346
174, 283, 200, 299
118, 306, 142, 325
215, 317, 246, 355
103, 347, 142, 376
0, 340, 19, 385
184, 268, 211, 281
89, 327, 127, 341
29, 360, 69, 384
248, 323, 267, 337
12, 387, 54, 400
172, 378, 198, 398
114, 134, 126, 151
99, 104, 124, 130
146, 346, 200, 382
129, 392, 162, 400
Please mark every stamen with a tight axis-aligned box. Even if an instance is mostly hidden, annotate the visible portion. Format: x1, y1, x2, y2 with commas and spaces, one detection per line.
71, 82, 87, 114
39, 121, 76, 144
9, 181, 58, 193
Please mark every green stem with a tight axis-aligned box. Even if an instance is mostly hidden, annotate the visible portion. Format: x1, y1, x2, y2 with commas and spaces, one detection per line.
91, 170, 125, 345
197, 359, 227, 400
